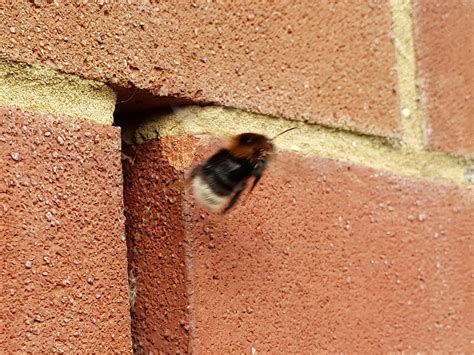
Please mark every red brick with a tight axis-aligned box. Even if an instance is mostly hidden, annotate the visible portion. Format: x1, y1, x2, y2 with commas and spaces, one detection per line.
0, 2, 399, 136
414, 0, 474, 157
122, 136, 198, 353
0, 108, 131, 353
123, 135, 473, 352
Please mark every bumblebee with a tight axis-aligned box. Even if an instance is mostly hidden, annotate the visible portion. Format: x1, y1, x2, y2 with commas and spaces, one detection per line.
191, 128, 296, 213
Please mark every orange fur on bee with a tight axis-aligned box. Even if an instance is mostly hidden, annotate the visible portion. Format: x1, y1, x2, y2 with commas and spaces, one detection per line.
228, 134, 273, 160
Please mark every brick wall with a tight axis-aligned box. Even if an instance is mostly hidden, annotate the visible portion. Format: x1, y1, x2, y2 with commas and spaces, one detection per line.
1, 1, 472, 353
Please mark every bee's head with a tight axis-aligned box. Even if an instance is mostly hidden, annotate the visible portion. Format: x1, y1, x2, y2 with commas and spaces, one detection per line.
229, 133, 274, 161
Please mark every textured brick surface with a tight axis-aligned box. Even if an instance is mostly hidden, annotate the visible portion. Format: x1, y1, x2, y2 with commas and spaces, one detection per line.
0, 108, 131, 353
414, 0, 474, 157
123, 135, 473, 352
0, 1, 399, 136
122, 136, 198, 354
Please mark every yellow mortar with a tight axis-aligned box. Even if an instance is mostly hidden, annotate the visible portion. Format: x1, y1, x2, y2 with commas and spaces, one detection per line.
133, 106, 472, 185
0, 60, 116, 125
390, 0, 425, 149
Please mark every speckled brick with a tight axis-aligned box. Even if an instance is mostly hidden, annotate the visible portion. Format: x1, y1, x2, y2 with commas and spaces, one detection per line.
0, 108, 131, 353
414, 0, 474, 158
123, 135, 473, 353
122, 136, 197, 354
0, 1, 399, 136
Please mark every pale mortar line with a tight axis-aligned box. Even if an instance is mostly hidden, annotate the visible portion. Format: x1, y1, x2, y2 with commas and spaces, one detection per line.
390, 0, 425, 149
133, 106, 472, 186
0, 60, 116, 125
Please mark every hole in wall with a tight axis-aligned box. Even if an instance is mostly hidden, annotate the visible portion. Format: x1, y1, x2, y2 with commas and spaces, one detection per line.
112, 84, 209, 145
112, 84, 197, 116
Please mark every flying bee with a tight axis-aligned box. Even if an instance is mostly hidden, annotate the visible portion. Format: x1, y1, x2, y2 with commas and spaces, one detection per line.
190, 127, 297, 213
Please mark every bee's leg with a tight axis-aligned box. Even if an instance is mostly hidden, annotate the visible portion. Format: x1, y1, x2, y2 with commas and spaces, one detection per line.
249, 165, 267, 193
249, 174, 261, 193
222, 183, 246, 213
249, 160, 268, 193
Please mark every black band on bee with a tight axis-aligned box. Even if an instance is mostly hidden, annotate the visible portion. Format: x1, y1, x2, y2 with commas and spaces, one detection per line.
191, 131, 293, 213
201, 149, 253, 196
192, 148, 255, 212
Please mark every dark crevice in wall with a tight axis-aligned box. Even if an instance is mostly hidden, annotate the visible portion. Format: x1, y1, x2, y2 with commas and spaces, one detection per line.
113, 84, 208, 145
112, 84, 203, 116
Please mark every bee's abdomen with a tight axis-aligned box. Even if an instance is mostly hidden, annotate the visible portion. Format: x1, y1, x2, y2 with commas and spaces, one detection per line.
192, 149, 253, 211
191, 175, 228, 212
